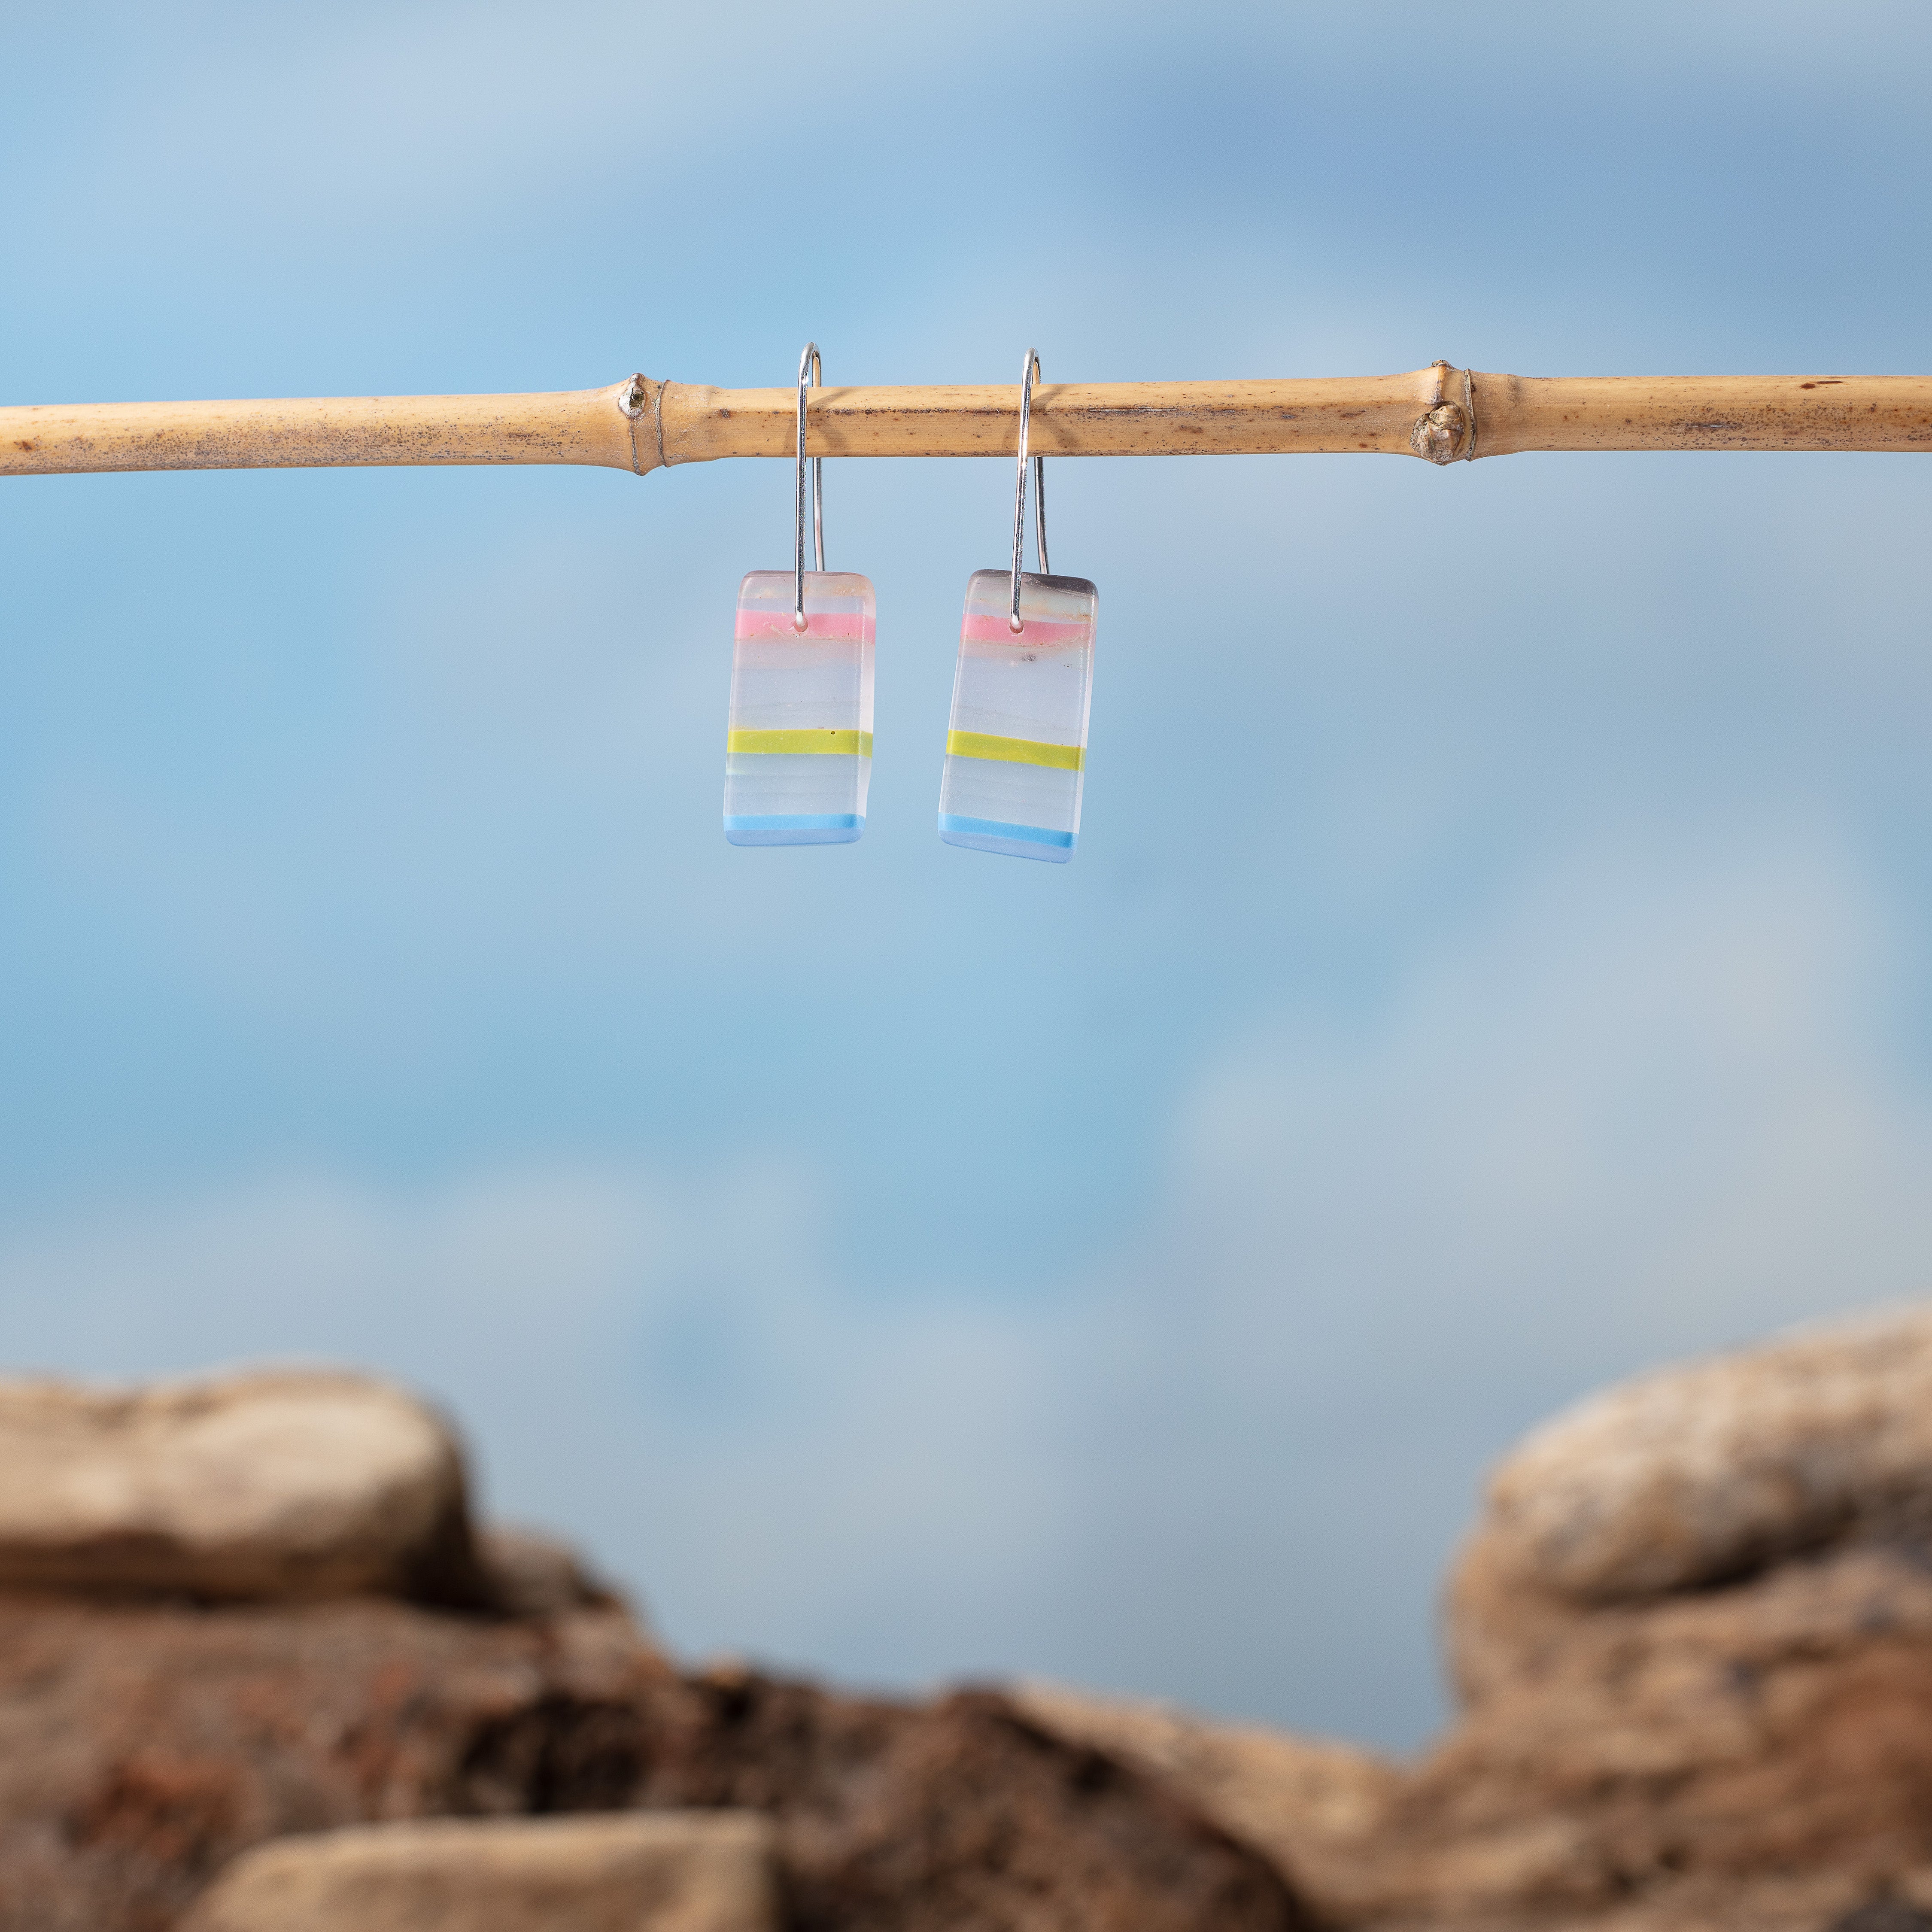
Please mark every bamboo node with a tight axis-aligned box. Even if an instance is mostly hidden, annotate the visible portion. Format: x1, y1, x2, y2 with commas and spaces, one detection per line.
1411, 401, 1471, 465
617, 374, 662, 477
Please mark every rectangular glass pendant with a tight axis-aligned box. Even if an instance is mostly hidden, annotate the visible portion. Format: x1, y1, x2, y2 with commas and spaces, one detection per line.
724, 571, 875, 846
938, 569, 1097, 863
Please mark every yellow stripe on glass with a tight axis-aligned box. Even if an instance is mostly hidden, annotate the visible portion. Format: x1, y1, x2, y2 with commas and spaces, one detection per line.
945, 730, 1083, 772
728, 728, 874, 757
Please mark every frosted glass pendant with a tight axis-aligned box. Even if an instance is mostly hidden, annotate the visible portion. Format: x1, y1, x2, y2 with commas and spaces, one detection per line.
723, 570, 875, 845
938, 568, 1096, 863
723, 344, 875, 848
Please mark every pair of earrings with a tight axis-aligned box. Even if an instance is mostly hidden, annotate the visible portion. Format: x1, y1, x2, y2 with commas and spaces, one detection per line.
723, 346, 1098, 865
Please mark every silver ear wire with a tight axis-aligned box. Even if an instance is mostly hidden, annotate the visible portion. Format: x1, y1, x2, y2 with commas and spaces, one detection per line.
794, 343, 825, 632
1009, 348, 1049, 634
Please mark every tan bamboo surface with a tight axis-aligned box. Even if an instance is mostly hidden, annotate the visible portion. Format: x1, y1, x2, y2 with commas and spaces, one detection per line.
4, 367, 1931, 478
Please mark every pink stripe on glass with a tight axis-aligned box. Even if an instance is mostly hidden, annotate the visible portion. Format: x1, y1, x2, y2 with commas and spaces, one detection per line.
959, 614, 1091, 645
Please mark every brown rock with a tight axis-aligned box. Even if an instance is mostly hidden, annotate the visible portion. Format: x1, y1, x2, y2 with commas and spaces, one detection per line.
1449, 1514, 1932, 1716
1393, 1551, 1932, 1917
477, 1525, 625, 1619
1010, 1309, 1932, 1930
640, 1665, 1307, 1932
0, 1590, 1304, 1932
1476, 1305, 1932, 1613
1383, 1304, 1932, 1926
1012, 1602, 1932, 1928
0, 1369, 482, 1604
1011, 1680, 1403, 1923
180, 1813, 780, 1932
0, 1590, 659, 1931
1355, 1869, 1932, 1932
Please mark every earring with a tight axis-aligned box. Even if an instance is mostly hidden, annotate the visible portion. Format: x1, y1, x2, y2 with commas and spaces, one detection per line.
723, 343, 875, 846
937, 348, 1097, 863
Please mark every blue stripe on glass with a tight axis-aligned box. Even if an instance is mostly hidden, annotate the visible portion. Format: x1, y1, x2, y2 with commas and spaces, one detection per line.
724, 811, 863, 848
725, 814, 862, 830
938, 814, 1075, 848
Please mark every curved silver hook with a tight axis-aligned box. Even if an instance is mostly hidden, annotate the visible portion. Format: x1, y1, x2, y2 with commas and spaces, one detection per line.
794, 342, 825, 633
1009, 348, 1049, 634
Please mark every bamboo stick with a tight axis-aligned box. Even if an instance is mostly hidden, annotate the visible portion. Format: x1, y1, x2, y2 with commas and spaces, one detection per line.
0, 383, 642, 478
4, 367, 1930, 479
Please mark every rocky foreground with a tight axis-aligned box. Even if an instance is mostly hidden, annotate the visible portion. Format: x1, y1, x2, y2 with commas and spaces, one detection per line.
5, 1311, 1932, 1929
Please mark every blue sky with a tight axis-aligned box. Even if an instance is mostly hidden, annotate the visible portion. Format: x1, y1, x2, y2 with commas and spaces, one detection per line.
5, 0, 1932, 1748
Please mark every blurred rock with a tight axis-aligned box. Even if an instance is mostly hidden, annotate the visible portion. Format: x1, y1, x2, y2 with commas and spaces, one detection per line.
640, 1666, 1306, 1932
1014, 1308, 1932, 1931
1358, 1869, 1932, 1932
477, 1525, 624, 1619
0, 1587, 1303, 1932
27, 1309, 1932, 1932
1472, 1304, 1932, 1616
1012, 1680, 1402, 1923
180, 1813, 780, 1932
0, 1370, 482, 1604
0, 1589, 659, 1931
1013, 1664, 1932, 1931
1386, 1540, 1932, 1921
1382, 1304, 1932, 1926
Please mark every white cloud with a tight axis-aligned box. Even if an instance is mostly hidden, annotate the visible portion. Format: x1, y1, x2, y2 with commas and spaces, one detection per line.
1160, 822, 1932, 1372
